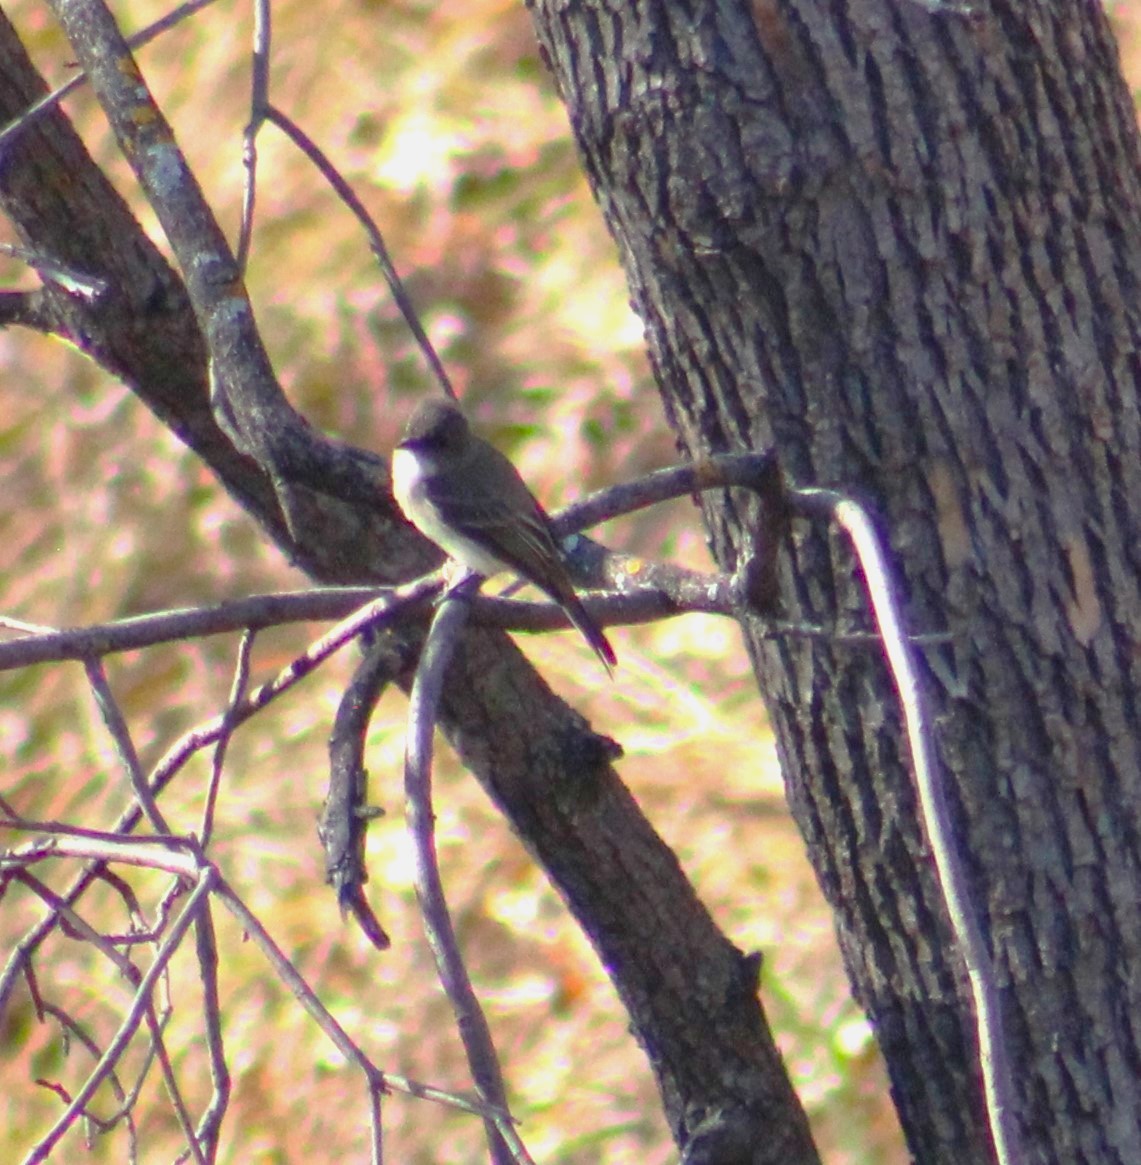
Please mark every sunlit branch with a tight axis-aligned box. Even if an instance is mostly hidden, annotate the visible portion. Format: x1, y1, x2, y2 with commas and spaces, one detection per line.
21, 861, 215, 1165
792, 486, 1022, 1165
85, 658, 170, 834
0, 0, 220, 154
404, 579, 535, 1165
263, 104, 457, 400
191, 905, 230, 1161
235, 0, 272, 273
200, 629, 255, 847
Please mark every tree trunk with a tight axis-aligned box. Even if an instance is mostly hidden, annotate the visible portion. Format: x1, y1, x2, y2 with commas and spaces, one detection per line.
529, 1, 1141, 1162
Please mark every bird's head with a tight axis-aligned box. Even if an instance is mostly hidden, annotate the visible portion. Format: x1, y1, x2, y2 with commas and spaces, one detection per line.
398, 399, 470, 457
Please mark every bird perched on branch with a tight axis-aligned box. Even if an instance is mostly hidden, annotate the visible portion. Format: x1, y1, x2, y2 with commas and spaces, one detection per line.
392, 398, 616, 675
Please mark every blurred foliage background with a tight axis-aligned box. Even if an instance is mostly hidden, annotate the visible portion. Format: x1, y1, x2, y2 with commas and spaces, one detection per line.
5, 1, 1136, 1161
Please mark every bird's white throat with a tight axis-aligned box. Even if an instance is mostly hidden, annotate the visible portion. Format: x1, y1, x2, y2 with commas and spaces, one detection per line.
391, 447, 506, 577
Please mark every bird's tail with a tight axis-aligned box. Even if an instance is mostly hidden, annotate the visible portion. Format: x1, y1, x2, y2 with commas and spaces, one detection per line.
561, 592, 616, 677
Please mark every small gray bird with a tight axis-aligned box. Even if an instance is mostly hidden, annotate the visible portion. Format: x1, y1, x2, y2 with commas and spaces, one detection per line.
391, 399, 616, 674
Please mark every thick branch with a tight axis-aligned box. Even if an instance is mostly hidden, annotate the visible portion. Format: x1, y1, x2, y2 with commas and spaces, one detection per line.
0, 10, 815, 1158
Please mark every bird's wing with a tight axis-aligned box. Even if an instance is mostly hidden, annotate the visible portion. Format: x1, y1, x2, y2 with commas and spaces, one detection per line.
421, 443, 616, 672
421, 453, 571, 591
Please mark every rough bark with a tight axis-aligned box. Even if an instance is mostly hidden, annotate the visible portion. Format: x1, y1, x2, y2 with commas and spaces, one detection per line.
528, 0, 1141, 1162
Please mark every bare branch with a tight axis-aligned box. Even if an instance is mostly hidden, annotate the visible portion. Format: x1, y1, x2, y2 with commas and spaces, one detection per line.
85, 659, 170, 834
200, 630, 255, 847
1, 830, 204, 881
263, 106, 456, 400
404, 579, 534, 1165
791, 487, 1022, 1165
0, 0, 220, 155
21, 860, 216, 1165
31, 997, 135, 1153
0, 452, 787, 678
0, 589, 379, 670
235, 0, 271, 274
48, 0, 318, 537
143, 582, 434, 794
0, 289, 53, 330
322, 640, 399, 950
149, 1016, 207, 1165
191, 905, 229, 1162
0, 578, 435, 682
211, 874, 516, 1125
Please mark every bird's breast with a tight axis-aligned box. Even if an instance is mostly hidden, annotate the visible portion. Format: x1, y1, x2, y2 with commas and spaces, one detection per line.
391, 448, 505, 577
391, 447, 427, 512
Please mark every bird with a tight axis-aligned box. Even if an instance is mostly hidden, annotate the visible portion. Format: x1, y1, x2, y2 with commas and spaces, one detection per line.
391, 398, 616, 674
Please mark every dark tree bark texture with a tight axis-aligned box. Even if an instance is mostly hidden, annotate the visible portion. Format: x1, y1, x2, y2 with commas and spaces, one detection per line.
528, 1, 1141, 1162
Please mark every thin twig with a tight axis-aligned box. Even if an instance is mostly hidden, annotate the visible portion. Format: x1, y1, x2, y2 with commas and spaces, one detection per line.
10, 869, 140, 978
235, 0, 272, 272
146, 582, 433, 790
191, 904, 230, 1162
1, 832, 204, 880
0, 587, 385, 670
262, 105, 456, 399
0, 584, 431, 1017
148, 1013, 207, 1165
0, 0, 220, 155
14, 859, 176, 1156
200, 630, 255, 846
791, 487, 1022, 1165
22, 863, 216, 1165
85, 659, 169, 834
32, 999, 134, 1149
211, 875, 514, 1126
